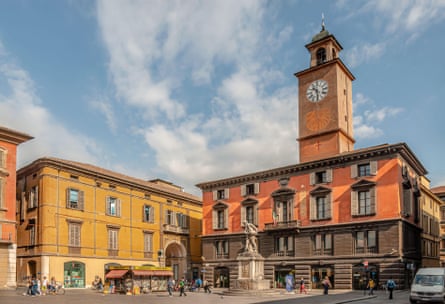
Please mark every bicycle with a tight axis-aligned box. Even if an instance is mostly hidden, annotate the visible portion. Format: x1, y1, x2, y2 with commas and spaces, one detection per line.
48, 283, 65, 295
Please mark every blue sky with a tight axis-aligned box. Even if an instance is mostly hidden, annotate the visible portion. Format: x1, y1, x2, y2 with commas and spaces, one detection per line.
0, 0, 444, 196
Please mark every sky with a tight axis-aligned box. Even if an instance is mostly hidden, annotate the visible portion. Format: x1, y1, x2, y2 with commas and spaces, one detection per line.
0, 0, 444, 197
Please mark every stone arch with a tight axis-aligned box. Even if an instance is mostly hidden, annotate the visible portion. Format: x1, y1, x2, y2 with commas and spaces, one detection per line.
164, 241, 187, 280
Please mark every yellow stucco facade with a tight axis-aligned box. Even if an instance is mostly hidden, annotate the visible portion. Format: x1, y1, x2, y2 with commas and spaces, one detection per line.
16, 157, 201, 288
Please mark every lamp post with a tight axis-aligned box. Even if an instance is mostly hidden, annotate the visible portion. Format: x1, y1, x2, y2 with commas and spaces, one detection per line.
157, 249, 163, 267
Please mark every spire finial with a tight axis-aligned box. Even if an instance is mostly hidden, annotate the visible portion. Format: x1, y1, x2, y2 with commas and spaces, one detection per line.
321, 13, 325, 31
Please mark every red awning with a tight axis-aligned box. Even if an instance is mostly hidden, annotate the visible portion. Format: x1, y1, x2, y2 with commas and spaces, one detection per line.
105, 270, 128, 279
132, 270, 173, 277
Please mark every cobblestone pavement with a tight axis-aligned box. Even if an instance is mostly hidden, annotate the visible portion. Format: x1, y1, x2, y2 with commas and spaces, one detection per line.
0, 287, 410, 304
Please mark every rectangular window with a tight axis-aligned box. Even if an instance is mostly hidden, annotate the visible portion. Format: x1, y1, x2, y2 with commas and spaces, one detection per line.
67, 188, 84, 210
176, 213, 188, 228
144, 233, 153, 253
358, 163, 371, 177
215, 240, 228, 259
355, 230, 377, 254
275, 236, 294, 256
246, 206, 254, 223
358, 190, 371, 214
28, 186, 39, 209
166, 209, 174, 225
29, 225, 36, 246
316, 171, 327, 183
108, 229, 118, 250
69, 223, 81, 247
0, 149, 5, 168
217, 189, 225, 199
246, 184, 255, 195
106, 197, 120, 216
143, 205, 154, 223
316, 197, 327, 219
217, 210, 225, 229
313, 233, 332, 255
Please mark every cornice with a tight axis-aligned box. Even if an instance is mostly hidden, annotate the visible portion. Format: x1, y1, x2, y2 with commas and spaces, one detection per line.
196, 142, 427, 191
0, 126, 33, 145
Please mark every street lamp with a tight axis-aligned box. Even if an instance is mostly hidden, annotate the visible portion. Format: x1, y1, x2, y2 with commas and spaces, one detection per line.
157, 249, 163, 267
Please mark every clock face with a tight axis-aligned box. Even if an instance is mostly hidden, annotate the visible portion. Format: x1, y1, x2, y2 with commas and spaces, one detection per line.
306, 79, 328, 102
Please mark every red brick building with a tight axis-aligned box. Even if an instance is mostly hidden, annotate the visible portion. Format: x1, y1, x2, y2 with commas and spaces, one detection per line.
197, 25, 430, 290
0, 126, 32, 288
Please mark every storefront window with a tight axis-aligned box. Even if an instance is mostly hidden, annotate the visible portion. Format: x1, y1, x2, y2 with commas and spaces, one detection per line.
64, 261, 85, 288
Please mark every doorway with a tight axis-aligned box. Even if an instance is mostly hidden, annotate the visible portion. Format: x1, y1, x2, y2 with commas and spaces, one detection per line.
311, 266, 334, 289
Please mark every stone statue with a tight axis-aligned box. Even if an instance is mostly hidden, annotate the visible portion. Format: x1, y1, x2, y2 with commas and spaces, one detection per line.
244, 221, 258, 252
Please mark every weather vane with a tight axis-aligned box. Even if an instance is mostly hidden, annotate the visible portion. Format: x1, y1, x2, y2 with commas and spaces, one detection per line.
321, 13, 325, 30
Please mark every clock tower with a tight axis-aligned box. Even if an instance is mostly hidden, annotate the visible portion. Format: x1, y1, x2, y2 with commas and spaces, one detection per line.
295, 22, 355, 163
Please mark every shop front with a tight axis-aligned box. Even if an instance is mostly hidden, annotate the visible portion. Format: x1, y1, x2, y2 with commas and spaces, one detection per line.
64, 261, 85, 288
104, 266, 173, 294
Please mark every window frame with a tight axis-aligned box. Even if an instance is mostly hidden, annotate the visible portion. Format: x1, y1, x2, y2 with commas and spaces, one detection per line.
215, 240, 229, 259
351, 182, 376, 217
106, 196, 121, 217
212, 202, 228, 230
143, 204, 154, 223
309, 187, 332, 221
68, 222, 81, 247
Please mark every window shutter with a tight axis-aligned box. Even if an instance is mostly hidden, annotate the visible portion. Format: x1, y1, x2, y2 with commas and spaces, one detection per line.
79, 190, 84, 210
66, 188, 71, 208
117, 199, 121, 217
326, 193, 332, 218
326, 169, 333, 183
370, 161, 378, 175
310, 196, 316, 220
35, 186, 39, 207
277, 202, 283, 222
351, 191, 358, 216
254, 203, 258, 225
254, 183, 260, 194
309, 173, 315, 185
241, 185, 246, 197
224, 241, 228, 254
370, 187, 376, 214
224, 188, 230, 199
212, 209, 217, 229
241, 206, 246, 226
165, 210, 169, 224
150, 206, 155, 223
176, 212, 181, 227
288, 236, 293, 251
212, 191, 217, 201
224, 208, 229, 229
351, 165, 358, 178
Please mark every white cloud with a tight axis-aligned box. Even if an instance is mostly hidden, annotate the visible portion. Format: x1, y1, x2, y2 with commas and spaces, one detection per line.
0, 42, 101, 167
344, 42, 386, 68
90, 97, 117, 132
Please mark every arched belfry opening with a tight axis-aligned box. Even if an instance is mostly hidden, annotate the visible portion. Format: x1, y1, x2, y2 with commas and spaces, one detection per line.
316, 48, 327, 65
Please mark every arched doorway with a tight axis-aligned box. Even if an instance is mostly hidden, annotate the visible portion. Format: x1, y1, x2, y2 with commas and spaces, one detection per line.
311, 265, 334, 289
165, 241, 187, 281
214, 267, 229, 288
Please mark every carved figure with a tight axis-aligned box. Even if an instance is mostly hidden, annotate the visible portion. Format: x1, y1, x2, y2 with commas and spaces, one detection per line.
244, 221, 258, 252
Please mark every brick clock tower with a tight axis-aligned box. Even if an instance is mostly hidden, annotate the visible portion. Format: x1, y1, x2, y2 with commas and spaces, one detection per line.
295, 22, 355, 163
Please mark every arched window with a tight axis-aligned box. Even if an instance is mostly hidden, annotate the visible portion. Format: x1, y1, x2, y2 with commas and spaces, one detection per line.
316, 48, 327, 65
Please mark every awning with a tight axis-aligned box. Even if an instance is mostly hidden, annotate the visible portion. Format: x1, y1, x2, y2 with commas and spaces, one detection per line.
105, 270, 128, 279
132, 270, 173, 277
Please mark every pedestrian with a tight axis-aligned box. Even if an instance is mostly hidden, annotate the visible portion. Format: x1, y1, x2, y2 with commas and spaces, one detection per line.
299, 277, 308, 294
387, 277, 396, 300
179, 277, 187, 296
203, 279, 211, 293
195, 277, 202, 292
167, 277, 174, 297
322, 276, 332, 295
367, 278, 375, 295
42, 276, 48, 295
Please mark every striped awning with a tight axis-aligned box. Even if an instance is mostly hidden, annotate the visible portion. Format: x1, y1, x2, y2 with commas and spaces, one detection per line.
105, 270, 128, 279
132, 270, 173, 277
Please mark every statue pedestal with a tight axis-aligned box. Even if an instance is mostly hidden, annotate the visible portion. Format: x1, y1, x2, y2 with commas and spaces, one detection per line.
233, 251, 270, 290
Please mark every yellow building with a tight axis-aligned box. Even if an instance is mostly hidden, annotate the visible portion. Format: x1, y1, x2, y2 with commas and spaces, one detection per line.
419, 176, 442, 267
16, 157, 202, 288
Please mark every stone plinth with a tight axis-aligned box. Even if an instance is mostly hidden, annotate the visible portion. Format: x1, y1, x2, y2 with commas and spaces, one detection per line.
233, 251, 270, 290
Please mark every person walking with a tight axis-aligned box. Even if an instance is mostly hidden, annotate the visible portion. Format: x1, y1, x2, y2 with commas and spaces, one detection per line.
299, 277, 308, 294
203, 279, 211, 293
179, 277, 187, 296
367, 278, 375, 295
42, 276, 48, 295
322, 276, 332, 295
195, 277, 202, 292
387, 277, 396, 300
167, 277, 174, 297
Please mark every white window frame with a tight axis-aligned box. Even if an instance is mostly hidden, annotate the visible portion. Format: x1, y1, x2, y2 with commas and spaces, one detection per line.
68, 222, 81, 247
106, 196, 121, 217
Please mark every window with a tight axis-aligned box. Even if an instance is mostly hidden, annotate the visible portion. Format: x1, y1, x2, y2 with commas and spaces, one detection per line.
108, 228, 119, 252
66, 188, 84, 210
0, 178, 4, 209
213, 188, 229, 200
165, 209, 174, 225
241, 183, 260, 196
143, 205, 154, 223
29, 225, 36, 246
310, 188, 332, 221
310, 169, 332, 185
106, 197, 121, 217
275, 236, 294, 256
28, 185, 39, 209
68, 222, 81, 247
176, 212, 188, 228
355, 230, 377, 254
313, 233, 332, 255
316, 48, 327, 65
215, 240, 228, 259
351, 161, 377, 178
241, 199, 258, 226
144, 232, 153, 254
0, 148, 5, 168
351, 181, 376, 217
212, 203, 228, 230
274, 200, 293, 223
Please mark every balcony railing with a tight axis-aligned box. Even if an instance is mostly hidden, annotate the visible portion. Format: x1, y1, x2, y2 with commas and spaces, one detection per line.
264, 220, 301, 231
163, 224, 189, 234
272, 250, 294, 257
354, 246, 378, 255
216, 253, 229, 259
312, 249, 333, 256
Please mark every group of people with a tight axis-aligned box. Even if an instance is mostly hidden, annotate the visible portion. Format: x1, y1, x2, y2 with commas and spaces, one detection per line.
167, 277, 212, 297
26, 276, 57, 296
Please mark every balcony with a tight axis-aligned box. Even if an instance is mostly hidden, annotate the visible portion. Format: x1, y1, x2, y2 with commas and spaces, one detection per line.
264, 220, 301, 231
216, 253, 229, 259
163, 224, 189, 235
272, 250, 294, 257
